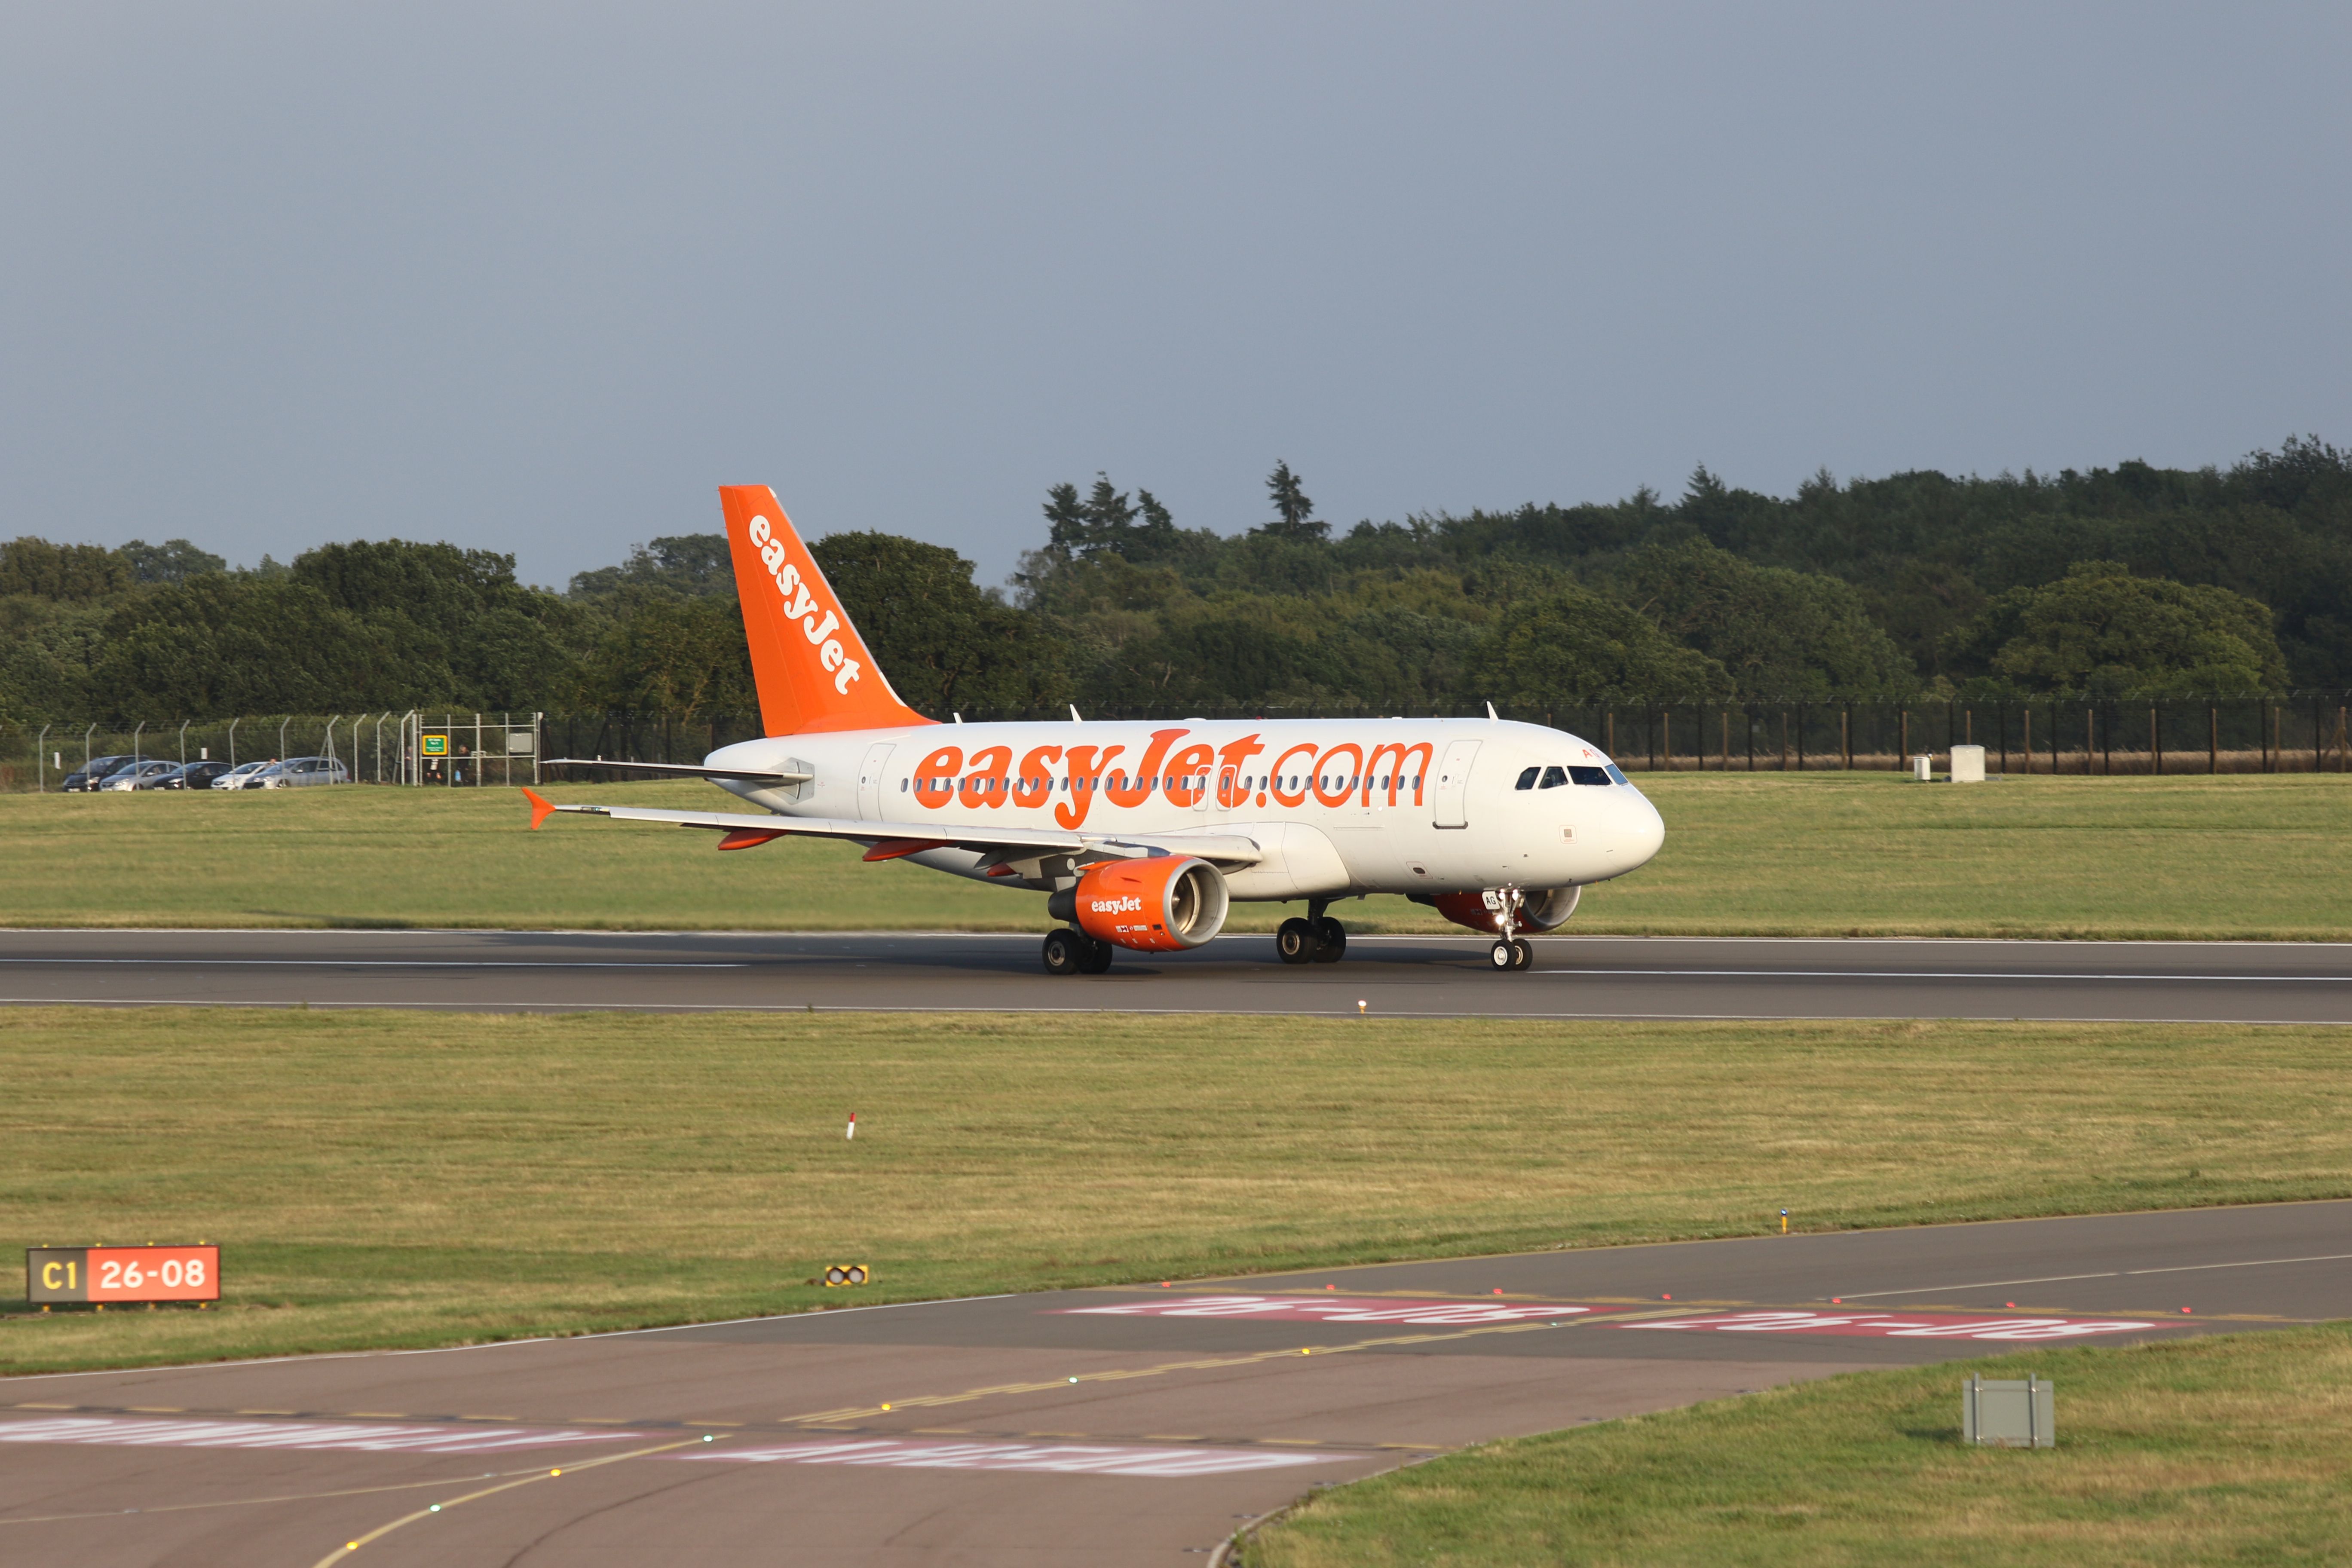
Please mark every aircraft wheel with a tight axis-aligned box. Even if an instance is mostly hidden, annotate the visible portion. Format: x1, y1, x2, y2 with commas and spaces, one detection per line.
1488, 940, 1516, 971
1078, 936, 1116, 974
1311, 918, 1346, 963
1509, 938, 1534, 970
1042, 929, 1083, 976
1276, 918, 1319, 965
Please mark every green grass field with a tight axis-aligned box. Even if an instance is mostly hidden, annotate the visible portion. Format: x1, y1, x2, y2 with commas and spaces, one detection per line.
6, 1007, 2349, 1376
1242, 1325, 2352, 1567
0, 771, 2345, 937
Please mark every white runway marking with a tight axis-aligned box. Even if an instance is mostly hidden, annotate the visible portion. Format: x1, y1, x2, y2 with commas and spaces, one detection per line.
0, 959, 742, 968
1540, 968, 2352, 984
1064, 1294, 1594, 1325
1837, 1251, 2352, 1298
0, 1415, 649, 1455
1622, 1311, 2157, 1341
676, 1437, 1334, 1477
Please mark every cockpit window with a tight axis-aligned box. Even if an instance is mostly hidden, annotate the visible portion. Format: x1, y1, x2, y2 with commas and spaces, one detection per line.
1514, 766, 1539, 790
1570, 765, 1611, 785
1604, 763, 1629, 785
1538, 766, 1569, 788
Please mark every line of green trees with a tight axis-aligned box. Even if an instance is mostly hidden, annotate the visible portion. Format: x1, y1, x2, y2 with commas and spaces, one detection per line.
3, 437, 2343, 727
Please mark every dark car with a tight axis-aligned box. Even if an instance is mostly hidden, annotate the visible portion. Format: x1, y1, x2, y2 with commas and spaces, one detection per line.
61, 754, 137, 792
156, 760, 236, 790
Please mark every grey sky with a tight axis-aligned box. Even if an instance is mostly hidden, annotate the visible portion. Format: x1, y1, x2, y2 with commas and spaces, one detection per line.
4, 3, 2346, 591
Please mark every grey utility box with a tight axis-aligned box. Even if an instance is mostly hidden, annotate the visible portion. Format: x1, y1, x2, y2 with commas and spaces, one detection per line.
1963, 1375, 2053, 1448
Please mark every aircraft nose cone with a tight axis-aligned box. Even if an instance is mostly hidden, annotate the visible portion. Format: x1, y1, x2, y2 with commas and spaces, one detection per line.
1625, 792, 1666, 869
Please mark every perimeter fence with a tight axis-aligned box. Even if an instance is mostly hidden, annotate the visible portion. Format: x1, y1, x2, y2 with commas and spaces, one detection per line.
3, 695, 2347, 792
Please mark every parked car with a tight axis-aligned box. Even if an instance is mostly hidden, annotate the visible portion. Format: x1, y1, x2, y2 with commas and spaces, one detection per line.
99, 759, 184, 790
211, 760, 276, 789
252, 756, 350, 789
157, 760, 236, 790
61, 755, 136, 792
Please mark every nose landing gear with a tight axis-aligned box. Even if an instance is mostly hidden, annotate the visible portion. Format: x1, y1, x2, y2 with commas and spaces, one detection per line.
1486, 887, 1534, 972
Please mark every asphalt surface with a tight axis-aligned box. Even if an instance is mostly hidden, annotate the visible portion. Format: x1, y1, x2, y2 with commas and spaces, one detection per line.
3, 928, 2350, 1021
6, 1202, 2345, 1567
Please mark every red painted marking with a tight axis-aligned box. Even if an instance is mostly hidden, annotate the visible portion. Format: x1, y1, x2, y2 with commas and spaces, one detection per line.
1622, 1311, 2158, 1341
1061, 1295, 1591, 1326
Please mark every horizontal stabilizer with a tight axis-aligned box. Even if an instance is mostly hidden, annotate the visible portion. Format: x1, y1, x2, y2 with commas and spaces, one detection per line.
540, 759, 813, 785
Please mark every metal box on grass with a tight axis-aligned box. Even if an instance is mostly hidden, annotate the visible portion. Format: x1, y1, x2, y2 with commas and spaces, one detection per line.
1963, 1374, 2053, 1448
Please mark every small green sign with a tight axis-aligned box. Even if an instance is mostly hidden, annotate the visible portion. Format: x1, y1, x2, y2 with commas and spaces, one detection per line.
422, 735, 449, 756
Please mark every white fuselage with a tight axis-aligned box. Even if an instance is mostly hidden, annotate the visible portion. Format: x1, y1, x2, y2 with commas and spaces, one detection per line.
703, 717, 1663, 901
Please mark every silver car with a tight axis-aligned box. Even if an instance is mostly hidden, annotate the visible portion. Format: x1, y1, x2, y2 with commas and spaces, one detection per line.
253, 756, 351, 789
211, 760, 276, 789
98, 759, 182, 791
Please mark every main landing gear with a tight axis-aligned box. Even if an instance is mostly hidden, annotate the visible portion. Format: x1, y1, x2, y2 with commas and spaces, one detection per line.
1041, 928, 1114, 976
1276, 901, 1347, 965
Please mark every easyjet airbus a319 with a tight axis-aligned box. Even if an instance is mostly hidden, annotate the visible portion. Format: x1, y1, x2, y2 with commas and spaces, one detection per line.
527, 487, 1665, 974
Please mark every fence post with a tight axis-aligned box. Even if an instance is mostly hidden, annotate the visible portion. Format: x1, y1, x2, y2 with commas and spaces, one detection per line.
1841, 705, 1851, 770
2208, 705, 2217, 774
2152, 706, 2162, 775
2022, 707, 2031, 775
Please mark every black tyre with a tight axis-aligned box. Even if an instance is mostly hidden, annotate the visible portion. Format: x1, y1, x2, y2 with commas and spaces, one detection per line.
1042, 929, 1082, 976
1489, 940, 1516, 971
1509, 938, 1534, 970
1078, 936, 1115, 974
1311, 917, 1346, 963
1276, 918, 1319, 965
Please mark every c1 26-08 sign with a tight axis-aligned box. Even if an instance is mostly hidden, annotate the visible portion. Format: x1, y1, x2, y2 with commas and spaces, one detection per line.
28, 1246, 220, 1304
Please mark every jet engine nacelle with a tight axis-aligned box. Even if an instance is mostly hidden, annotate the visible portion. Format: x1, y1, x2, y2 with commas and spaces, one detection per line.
1048, 856, 1230, 951
1421, 885, 1581, 934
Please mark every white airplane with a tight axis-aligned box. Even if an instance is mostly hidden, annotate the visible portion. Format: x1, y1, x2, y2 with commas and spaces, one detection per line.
528, 487, 1665, 974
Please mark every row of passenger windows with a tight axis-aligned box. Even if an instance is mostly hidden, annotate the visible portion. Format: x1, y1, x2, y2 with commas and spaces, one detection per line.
1515, 764, 1623, 789
902, 773, 1425, 794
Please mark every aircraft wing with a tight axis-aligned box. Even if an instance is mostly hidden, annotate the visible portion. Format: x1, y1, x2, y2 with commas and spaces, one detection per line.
521, 789, 1263, 867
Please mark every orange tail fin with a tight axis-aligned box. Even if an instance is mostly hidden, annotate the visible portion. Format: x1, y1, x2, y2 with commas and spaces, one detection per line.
720, 487, 933, 737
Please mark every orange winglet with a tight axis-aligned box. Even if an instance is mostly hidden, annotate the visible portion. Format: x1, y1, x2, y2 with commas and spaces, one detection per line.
862, 838, 950, 862
523, 787, 558, 831
718, 828, 788, 851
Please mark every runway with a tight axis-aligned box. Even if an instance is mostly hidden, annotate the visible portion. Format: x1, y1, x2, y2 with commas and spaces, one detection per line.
1, 928, 2349, 1021
5, 1201, 2345, 1566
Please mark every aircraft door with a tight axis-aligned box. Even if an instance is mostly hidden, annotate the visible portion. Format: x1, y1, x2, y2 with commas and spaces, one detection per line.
1432, 739, 1481, 828
1204, 764, 1230, 815
857, 742, 894, 821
